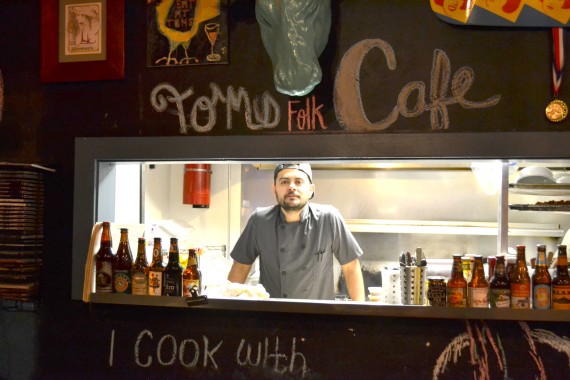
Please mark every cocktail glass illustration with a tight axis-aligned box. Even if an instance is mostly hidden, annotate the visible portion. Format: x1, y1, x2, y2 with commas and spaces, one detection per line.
205, 23, 221, 62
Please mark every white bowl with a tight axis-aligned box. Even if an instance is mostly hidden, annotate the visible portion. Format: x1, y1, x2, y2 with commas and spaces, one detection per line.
557, 176, 570, 184
516, 175, 556, 184
369, 294, 383, 302
519, 166, 554, 179
368, 286, 383, 296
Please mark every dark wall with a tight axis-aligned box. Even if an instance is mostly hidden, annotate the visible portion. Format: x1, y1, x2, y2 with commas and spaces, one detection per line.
1, 1, 570, 379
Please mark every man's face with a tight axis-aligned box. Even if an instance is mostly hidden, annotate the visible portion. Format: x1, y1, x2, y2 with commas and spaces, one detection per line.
273, 168, 314, 212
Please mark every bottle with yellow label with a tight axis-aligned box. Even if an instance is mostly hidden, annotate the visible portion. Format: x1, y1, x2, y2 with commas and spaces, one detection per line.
552, 245, 570, 310
532, 244, 551, 310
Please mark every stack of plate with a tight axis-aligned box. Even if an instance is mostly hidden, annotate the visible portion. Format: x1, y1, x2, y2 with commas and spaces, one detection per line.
0, 163, 53, 302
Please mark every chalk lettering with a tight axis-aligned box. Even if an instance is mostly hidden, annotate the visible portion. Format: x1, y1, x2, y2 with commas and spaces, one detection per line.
288, 96, 327, 131
236, 337, 308, 377
133, 329, 222, 370
109, 329, 115, 367
334, 39, 500, 131
150, 82, 280, 133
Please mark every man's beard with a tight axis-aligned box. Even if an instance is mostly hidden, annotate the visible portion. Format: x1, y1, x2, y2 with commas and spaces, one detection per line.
276, 193, 307, 212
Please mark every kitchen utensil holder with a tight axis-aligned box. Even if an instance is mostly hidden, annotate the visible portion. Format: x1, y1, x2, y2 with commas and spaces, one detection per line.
399, 266, 427, 305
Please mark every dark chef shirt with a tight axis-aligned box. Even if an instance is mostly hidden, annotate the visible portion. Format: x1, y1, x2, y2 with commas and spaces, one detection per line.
230, 203, 363, 300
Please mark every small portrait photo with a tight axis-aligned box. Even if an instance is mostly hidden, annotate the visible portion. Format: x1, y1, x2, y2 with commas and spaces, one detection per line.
475, 0, 525, 22
431, 0, 476, 23
526, 0, 570, 24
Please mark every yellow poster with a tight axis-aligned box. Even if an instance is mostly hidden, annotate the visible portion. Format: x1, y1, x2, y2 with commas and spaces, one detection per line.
525, 0, 570, 24
431, 0, 476, 23
475, 0, 524, 22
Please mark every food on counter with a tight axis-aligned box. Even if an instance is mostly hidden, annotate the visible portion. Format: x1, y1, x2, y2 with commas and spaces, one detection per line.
535, 200, 570, 205
223, 282, 270, 299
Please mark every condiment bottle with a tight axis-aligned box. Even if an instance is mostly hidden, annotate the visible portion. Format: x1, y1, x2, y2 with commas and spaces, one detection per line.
532, 244, 551, 310
95, 221, 115, 293
510, 245, 531, 309
113, 228, 133, 294
552, 245, 570, 310
468, 255, 489, 308
163, 238, 183, 296
131, 237, 149, 295
148, 237, 165, 296
505, 255, 516, 280
446, 254, 467, 307
489, 255, 510, 308
183, 248, 202, 297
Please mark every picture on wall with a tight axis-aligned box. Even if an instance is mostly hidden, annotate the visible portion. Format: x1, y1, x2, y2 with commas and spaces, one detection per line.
147, 0, 228, 67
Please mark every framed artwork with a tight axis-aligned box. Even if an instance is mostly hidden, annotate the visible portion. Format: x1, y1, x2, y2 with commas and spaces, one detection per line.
41, 0, 125, 83
147, 0, 228, 67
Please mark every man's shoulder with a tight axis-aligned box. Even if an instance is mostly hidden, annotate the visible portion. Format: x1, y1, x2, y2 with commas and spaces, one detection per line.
252, 205, 280, 219
308, 203, 341, 218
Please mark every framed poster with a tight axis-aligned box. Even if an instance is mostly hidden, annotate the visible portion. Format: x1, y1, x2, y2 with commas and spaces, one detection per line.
40, 0, 125, 83
147, 0, 228, 67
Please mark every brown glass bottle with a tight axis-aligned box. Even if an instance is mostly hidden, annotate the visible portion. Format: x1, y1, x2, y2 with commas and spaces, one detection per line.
489, 255, 510, 308
510, 245, 531, 309
131, 237, 149, 295
552, 245, 570, 310
163, 238, 183, 296
113, 228, 133, 294
447, 254, 467, 307
183, 248, 202, 297
95, 221, 115, 293
468, 255, 489, 308
148, 237, 165, 296
532, 244, 551, 310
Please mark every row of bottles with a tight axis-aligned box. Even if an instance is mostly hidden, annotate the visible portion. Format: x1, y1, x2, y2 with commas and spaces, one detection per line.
95, 222, 202, 297
445, 244, 570, 309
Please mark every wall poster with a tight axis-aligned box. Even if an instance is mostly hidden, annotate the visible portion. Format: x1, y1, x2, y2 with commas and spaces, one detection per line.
147, 0, 228, 67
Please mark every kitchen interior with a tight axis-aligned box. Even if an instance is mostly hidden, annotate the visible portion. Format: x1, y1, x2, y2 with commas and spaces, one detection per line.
92, 158, 570, 301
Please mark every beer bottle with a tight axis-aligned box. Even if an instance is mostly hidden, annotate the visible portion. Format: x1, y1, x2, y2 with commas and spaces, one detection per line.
132, 237, 149, 295
446, 254, 467, 307
489, 255, 510, 308
95, 221, 115, 293
163, 238, 183, 296
148, 237, 165, 296
113, 228, 133, 294
532, 244, 551, 310
510, 245, 531, 309
183, 248, 202, 297
505, 255, 516, 281
552, 245, 570, 310
468, 255, 489, 308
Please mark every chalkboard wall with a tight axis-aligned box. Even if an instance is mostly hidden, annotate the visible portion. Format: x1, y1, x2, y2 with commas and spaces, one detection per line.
1, 0, 570, 379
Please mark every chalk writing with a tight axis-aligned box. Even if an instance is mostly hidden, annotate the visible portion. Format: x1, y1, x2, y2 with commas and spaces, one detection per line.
334, 38, 501, 131
236, 337, 309, 377
288, 96, 327, 131
150, 82, 280, 133
433, 321, 570, 379
133, 329, 222, 369
127, 329, 309, 377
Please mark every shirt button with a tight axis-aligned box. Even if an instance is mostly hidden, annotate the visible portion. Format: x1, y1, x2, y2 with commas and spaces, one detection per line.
282, 293, 288, 298
304, 290, 308, 294
280, 248, 285, 253
281, 271, 287, 276
303, 267, 307, 271
301, 244, 306, 249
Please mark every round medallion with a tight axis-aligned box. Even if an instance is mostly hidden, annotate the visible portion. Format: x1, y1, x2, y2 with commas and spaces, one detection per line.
545, 99, 568, 122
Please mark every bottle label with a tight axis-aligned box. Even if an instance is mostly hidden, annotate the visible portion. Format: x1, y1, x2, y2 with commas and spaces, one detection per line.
113, 270, 131, 294
532, 284, 551, 310
446, 287, 466, 307
183, 279, 201, 297
490, 288, 510, 308
468, 287, 489, 307
148, 270, 163, 296
163, 273, 182, 296
511, 283, 530, 309
96, 262, 113, 293
132, 271, 148, 295
552, 285, 570, 310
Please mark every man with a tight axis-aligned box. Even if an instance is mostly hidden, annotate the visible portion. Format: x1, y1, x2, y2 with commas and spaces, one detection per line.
227, 163, 365, 301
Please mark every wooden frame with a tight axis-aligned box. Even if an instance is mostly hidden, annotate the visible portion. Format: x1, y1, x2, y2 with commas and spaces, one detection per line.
41, 0, 124, 83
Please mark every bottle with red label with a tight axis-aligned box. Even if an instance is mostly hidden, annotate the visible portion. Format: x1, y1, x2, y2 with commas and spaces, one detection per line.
532, 244, 551, 310
552, 245, 570, 310
510, 245, 531, 309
